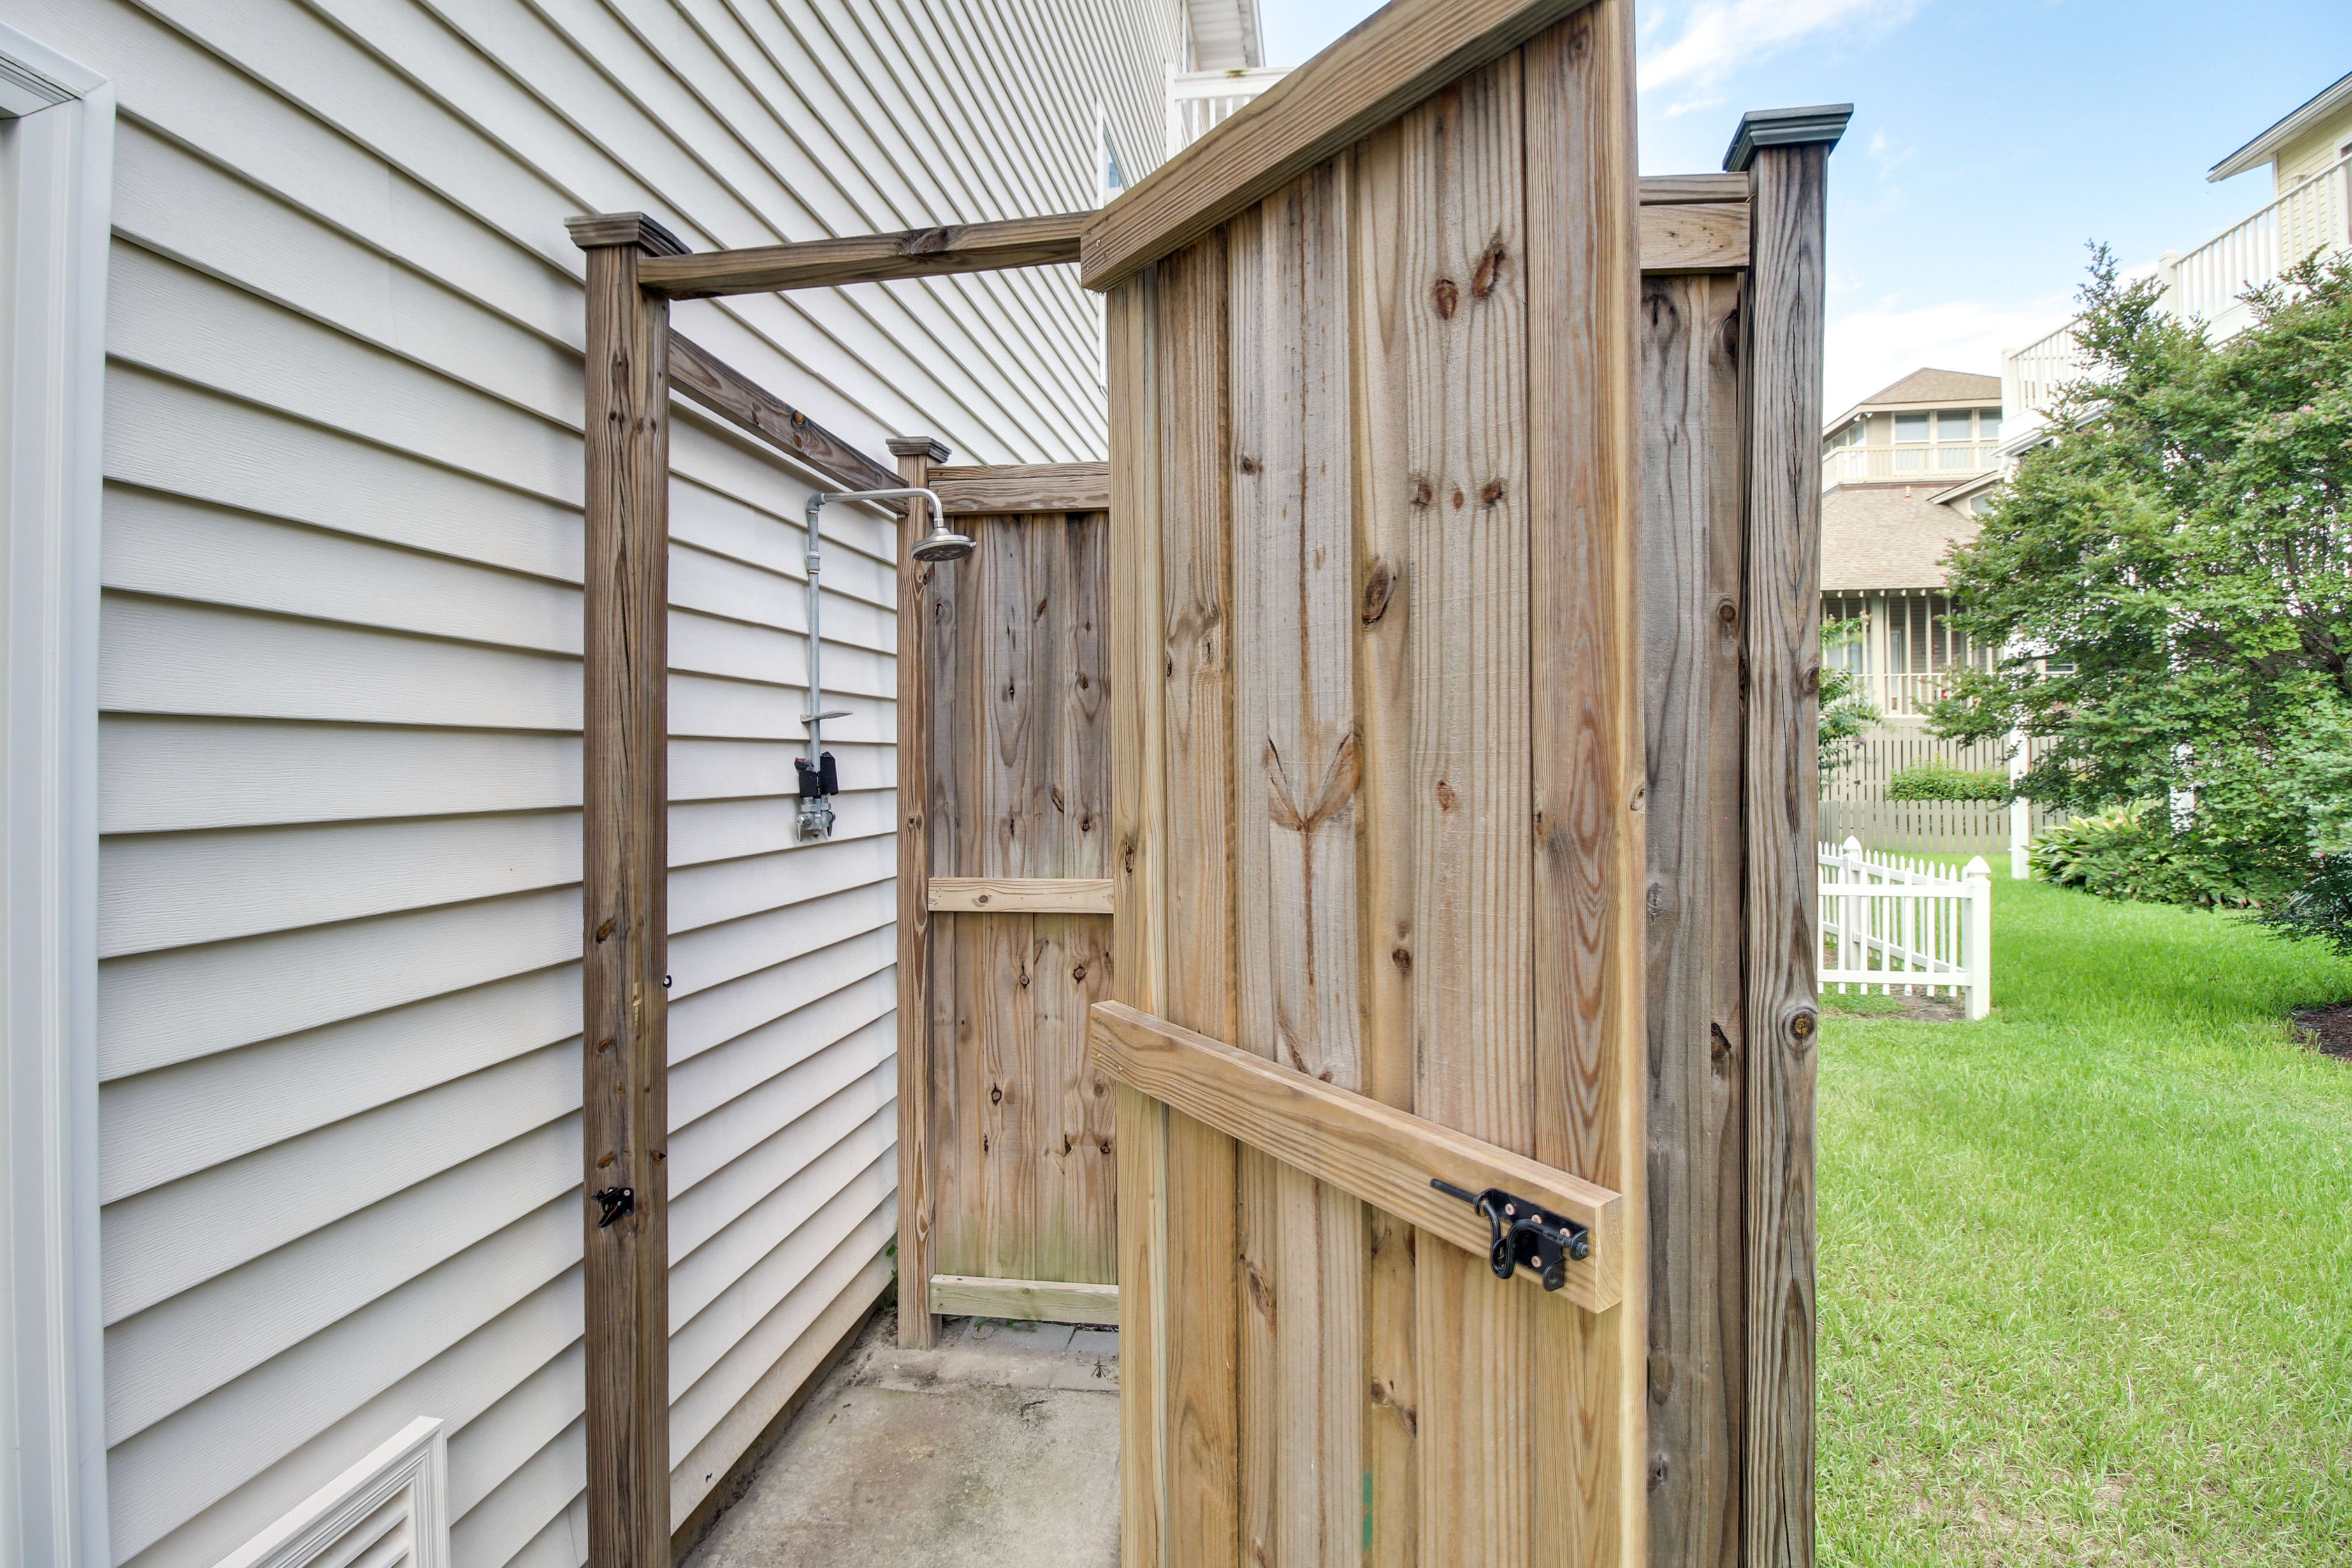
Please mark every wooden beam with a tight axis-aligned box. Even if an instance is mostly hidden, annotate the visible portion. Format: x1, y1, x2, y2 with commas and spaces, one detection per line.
1640, 173, 1751, 205
1080, 0, 1597, 290
929, 1275, 1121, 1326
1088, 1003, 1625, 1312
928, 461, 1112, 515
892, 432, 948, 1353
639, 212, 1089, 299
567, 211, 676, 1568
668, 334, 903, 498
926, 876, 1115, 913
1733, 105, 1846, 1568
1641, 201, 1750, 273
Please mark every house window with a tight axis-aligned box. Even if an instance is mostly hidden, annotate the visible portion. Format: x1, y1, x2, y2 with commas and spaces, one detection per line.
1096, 106, 1129, 208
1935, 409, 1973, 441
1894, 411, 1929, 442
1980, 410, 2002, 441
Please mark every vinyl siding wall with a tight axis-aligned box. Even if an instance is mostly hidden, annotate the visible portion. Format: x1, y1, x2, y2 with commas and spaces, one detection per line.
5, 2, 1183, 1565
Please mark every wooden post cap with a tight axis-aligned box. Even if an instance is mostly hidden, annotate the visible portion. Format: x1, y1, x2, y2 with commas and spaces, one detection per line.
887, 435, 952, 463
564, 212, 691, 256
1721, 105, 1853, 172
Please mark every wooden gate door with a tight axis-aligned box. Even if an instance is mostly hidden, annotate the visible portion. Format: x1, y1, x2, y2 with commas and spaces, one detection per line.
1084, 0, 1646, 1563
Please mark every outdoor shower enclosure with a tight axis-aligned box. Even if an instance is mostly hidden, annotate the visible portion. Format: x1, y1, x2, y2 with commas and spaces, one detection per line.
569, 0, 1838, 1562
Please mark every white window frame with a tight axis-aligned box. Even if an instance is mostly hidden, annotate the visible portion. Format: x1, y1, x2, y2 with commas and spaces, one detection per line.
0, 22, 110, 1568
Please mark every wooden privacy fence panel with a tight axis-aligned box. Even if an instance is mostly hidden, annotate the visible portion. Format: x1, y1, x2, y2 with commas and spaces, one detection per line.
897, 465, 1122, 1345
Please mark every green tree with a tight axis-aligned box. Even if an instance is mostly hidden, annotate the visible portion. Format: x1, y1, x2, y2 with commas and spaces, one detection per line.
1819, 617, 1878, 781
1933, 246, 2352, 914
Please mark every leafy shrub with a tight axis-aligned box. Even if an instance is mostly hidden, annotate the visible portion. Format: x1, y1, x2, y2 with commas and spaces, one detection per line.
1819, 619, 1877, 781
2257, 857, 2352, 956
2029, 801, 2289, 908
1886, 759, 2010, 802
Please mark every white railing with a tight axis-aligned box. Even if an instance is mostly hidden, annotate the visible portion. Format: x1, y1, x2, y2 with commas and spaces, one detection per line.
1166, 66, 1289, 155
1817, 837, 1992, 1020
1847, 670, 1954, 718
2171, 150, 2352, 335
2001, 318, 2087, 444
1822, 443, 1996, 485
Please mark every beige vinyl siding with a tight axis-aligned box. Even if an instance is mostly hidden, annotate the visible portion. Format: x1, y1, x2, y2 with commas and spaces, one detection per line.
19, 0, 1189, 1565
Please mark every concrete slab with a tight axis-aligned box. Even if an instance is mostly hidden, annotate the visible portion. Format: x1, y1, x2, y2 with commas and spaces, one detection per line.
683, 1310, 1120, 1568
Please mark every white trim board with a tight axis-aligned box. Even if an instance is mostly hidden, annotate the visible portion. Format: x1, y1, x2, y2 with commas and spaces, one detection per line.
0, 22, 112, 1568
212, 1418, 449, 1568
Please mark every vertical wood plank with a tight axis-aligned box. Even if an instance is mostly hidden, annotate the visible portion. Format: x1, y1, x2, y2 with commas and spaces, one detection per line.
1107, 272, 1170, 1568
890, 435, 948, 1351
1639, 272, 1748, 1568
1741, 134, 1833, 1568
1230, 166, 1365, 1568
1157, 235, 1243, 1568
572, 215, 678, 1568
1525, 8, 1646, 1568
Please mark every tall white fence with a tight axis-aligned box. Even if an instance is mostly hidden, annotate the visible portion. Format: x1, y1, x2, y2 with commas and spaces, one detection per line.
1817, 838, 1992, 1020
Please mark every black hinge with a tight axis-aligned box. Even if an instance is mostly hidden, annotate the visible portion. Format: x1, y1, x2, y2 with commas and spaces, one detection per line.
593, 1186, 635, 1228
1432, 1179, 1591, 1293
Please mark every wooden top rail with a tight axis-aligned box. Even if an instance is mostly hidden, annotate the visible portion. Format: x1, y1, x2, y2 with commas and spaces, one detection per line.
928, 461, 1111, 514
639, 212, 1088, 299
669, 334, 904, 499
1640, 173, 1750, 204
1087, 1001, 1625, 1311
1080, 0, 1599, 289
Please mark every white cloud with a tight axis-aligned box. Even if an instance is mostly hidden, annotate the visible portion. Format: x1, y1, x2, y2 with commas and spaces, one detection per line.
1639, 0, 1924, 108
1824, 294, 2073, 419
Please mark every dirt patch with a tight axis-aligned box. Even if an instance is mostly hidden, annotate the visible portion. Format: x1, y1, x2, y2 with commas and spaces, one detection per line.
1819, 989, 1967, 1023
2291, 1000, 2352, 1059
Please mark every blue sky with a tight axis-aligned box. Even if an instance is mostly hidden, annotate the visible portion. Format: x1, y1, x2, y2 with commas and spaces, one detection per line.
1260, 1, 2352, 413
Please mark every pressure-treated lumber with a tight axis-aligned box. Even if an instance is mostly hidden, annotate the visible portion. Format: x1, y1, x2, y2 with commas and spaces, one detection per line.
1079, 0, 1598, 289
669, 334, 903, 498
1089, 1003, 1625, 1311
892, 433, 948, 1351
928, 1275, 1121, 1325
639, 212, 1089, 298
1641, 201, 1750, 272
569, 212, 676, 1568
1738, 120, 1841, 1568
924, 877, 1114, 913
1639, 173, 1752, 205
927, 462, 1110, 514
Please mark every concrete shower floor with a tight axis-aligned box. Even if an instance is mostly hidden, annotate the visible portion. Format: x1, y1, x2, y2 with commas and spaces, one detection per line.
682, 1310, 1121, 1568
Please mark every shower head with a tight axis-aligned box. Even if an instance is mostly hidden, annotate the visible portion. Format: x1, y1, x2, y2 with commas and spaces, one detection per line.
911, 514, 976, 562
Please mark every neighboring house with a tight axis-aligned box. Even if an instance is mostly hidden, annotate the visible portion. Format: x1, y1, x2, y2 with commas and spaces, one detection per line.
2005, 66, 2352, 442
1818, 368, 2000, 723
0, 7, 1264, 1568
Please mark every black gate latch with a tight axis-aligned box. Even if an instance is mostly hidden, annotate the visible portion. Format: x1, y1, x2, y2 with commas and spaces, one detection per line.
593, 1186, 635, 1228
1432, 1179, 1591, 1293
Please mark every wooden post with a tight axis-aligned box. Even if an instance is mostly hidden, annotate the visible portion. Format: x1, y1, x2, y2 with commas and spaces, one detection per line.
889, 433, 949, 1350
566, 210, 685, 1568
1727, 105, 1847, 1568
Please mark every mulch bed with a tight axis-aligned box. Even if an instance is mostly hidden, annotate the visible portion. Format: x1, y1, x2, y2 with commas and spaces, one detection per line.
2291, 1001, 2352, 1059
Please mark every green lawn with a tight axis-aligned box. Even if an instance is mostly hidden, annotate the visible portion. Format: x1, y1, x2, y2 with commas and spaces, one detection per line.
1819, 873, 2352, 1565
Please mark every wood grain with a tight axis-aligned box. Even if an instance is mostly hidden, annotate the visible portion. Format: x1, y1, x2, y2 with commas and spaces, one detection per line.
669, 334, 904, 498
1639, 270, 1749, 1568
1638, 174, 1751, 206
639, 212, 1089, 298
1741, 140, 1831, 1568
1526, 8, 1647, 1567
1080, 0, 1599, 290
928, 1275, 1119, 1325
1089, 1003, 1625, 1310
575, 223, 671, 1568
1639, 203, 1750, 273
1154, 236, 1244, 1568
924, 877, 1114, 913
893, 438, 944, 1350
929, 462, 1111, 515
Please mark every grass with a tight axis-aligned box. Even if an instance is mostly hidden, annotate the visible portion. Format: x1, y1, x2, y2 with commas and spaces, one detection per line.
1819, 872, 2352, 1565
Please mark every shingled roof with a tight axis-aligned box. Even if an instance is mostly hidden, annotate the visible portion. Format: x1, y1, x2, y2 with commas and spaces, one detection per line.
1824, 367, 2003, 433
1820, 481, 1982, 592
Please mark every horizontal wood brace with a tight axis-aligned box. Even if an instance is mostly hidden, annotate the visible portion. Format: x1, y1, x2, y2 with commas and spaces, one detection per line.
1641, 201, 1749, 273
929, 1275, 1120, 1326
926, 877, 1115, 913
929, 461, 1112, 515
668, 333, 904, 499
1639, 172, 1750, 205
1087, 1002, 1624, 1311
639, 212, 1089, 299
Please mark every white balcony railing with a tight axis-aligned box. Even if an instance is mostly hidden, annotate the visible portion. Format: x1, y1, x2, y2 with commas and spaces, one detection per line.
1166, 66, 1289, 155
1843, 671, 1959, 718
2001, 318, 2087, 443
1823, 443, 1998, 484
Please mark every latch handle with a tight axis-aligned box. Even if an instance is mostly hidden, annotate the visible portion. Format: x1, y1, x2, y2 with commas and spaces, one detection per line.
1431, 1179, 1591, 1293
593, 1186, 635, 1229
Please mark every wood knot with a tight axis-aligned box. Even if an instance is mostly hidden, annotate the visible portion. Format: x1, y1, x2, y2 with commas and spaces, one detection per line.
1360, 559, 1395, 625
1717, 599, 1738, 625
1471, 242, 1507, 299
1237, 454, 1261, 475
1479, 479, 1505, 507
1450, 487, 1465, 510
1077, 672, 1090, 690
595, 918, 616, 943
1710, 1020, 1734, 1065
1245, 1261, 1275, 1324
1051, 786, 1066, 812
1435, 779, 1458, 811
1432, 277, 1460, 318
1409, 476, 1434, 508
1071, 964, 1087, 982
991, 1084, 1004, 1104
1391, 945, 1412, 975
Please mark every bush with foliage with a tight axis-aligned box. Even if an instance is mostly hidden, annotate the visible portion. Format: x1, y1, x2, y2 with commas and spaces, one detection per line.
1935, 246, 2352, 939
1818, 618, 1878, 782
2028, 801, 2283, 908
1885, 758, 2010, 802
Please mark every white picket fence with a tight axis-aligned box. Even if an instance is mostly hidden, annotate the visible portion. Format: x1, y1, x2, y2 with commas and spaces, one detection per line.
1817, 837, 1992, 1020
